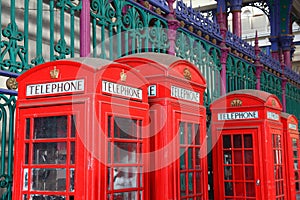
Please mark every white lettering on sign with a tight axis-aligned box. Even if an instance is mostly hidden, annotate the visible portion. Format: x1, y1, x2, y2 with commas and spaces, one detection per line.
289, 123, 297, 130
148, 85, 157, 96
102, 80, 142, 100
218, 111, 259, 121
171, 86, 199, 103
26, 79, 85, 96
267, 111, 279, 121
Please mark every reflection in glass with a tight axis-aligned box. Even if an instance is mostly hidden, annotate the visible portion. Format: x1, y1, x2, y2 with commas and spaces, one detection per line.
244, 134, 253, 148
233, 135, 242, 148
109, 166, 138, 190
224, 151, 232, 164
31, 168, 66, 191
71, 115, 76, 138
34, 116, 67, 139
114, 142, 137, 164
223, 135, 231, 148
70, 168, 75, 192
224, 166, 232, 180
26, 118, 30, 139
224, 182, 233, 196
33, 142, 67, 164
114, 117, 137, 139
25, 195, 67, 200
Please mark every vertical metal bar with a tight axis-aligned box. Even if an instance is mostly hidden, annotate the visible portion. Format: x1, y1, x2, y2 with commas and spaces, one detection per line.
92, 19, 97, 57
24, 0, 29, 64
36, 0, 43, 57
70, 9, 75, 57
50, 0, 54, 60
80, 0, 91, 57
0, 0, 2, 43
7, 102, 15, 200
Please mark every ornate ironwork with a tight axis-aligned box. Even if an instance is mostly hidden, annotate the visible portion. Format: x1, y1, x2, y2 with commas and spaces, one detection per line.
246, 1, 270, 19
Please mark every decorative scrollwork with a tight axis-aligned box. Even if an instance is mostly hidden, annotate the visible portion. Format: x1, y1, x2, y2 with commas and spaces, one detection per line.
54, 39, 71, 60
0, 174, 12, 189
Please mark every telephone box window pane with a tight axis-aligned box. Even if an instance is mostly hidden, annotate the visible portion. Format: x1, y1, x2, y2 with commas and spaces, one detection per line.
188, 148, 193, 169
224, 166, 232, 180
25, 143, 29, 164
180, 122, 185, 144
26, 118, 30, 139
110, 192, 137, 199
223, 135, 231, 148
234, 166, 244, 180
224, 182, 233, 195
27, 195, 66, 200
245, 166, 254, 180
70, 168, 75, 192
194, 124, 200, 145
196, 172, 202, 193
110, 167, 138, 190
34, 116, 67, 139
31, 168, 66, 191
180, 148, 186, 169
244, 150, 253, 164
246, 182, 255, 197
244, 134, 253, 148
195, 148, 200, 168
187, 123, 193, 144
224, 151, 232, 164
188, 172, 194, 194
33, 142, 67, 164
23, 168, 28, 190
180, 172, 186, 195
70, 142, 75, 164
114, 142, 137, 163
114, 117, 137, 139
71, 115, 76, 138
234, 150, 242, 164
108, 142, 111, 163
233, 135, 242, 148
108, 116, 112, 138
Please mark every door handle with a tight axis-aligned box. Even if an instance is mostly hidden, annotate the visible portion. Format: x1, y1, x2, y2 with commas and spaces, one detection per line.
256, 179, 260, 186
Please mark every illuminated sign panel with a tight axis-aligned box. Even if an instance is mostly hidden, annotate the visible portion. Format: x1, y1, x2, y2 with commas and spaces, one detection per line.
26, 79, 85, 96
267, 111, 279, 121
102, 80, 142, 100
171, 86, 199, 103
218, 111, 259, 120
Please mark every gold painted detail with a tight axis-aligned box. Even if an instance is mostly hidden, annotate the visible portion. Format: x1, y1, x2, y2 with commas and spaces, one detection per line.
231, 98, 242, 107
120, 69, 127, 82
50, 66, 59, 79
6, 77, 18, 90
183, 68, 191, 80
271, 99, 276, 107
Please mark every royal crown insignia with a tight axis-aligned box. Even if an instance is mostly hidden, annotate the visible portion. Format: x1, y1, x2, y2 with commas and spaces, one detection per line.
50, 66, 59, 79
183, 68, 191, 80
231, 98, 242, 107
120, 69, 127, 82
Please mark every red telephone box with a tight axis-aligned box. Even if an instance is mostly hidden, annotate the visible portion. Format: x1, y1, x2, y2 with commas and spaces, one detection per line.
210, 89, 286, 200
281, 113, 299, 200
116, 53, 208, 200
13, 58, 149, 200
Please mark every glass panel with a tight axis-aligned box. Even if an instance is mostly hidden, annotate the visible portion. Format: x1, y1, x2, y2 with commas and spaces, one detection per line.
224, 151, 232, 164
195, 148, 200, 168
187, 123, 193, 144
70, 168, 75, 192
223, 135, 231, 148
233, 135, 242, 148
235, 182, 244, 196
33, 142, 67, 164
188, 148, 193, 169
196, 172, 202, 194
71, 115, 76, 138
34, 116, 67, 139
25, 143, 29, 164
180, 172, 186, 196
23, 168, 28, 190
26, 118, 30, 139
188, 172, 194, 194
224, 166, 232, 180
114, 117, 137, 139
114, 142, 137, 163
111, 166, 137, 190
70, 142, 75, 164
234, 150, 242, 164
245, 166, 254, 180
234, 166, 244, 180
180, 148, 186, 169
194, 124, 200, 145
180, 122, 185, 144
225, 182, 233, 196
28, 195, 66, 200
244, 134, 253, 148
31, 168, 66, 191
246, 182, 255, 197
112, 192, 137, 200
108, 116, 112, 138
244, 150, 253, 164
108, 142, 111, 163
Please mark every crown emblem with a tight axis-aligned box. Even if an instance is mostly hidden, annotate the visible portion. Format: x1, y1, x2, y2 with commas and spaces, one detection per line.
231, 98, 242, 107
183, 68, 191, 80
271, 99, 276, 107
50, 66, 59, 79
120, 69, 127, 82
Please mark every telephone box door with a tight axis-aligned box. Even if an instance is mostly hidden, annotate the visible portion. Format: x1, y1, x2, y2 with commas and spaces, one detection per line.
15, 104, 86, 200
219, 129, 261, 199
